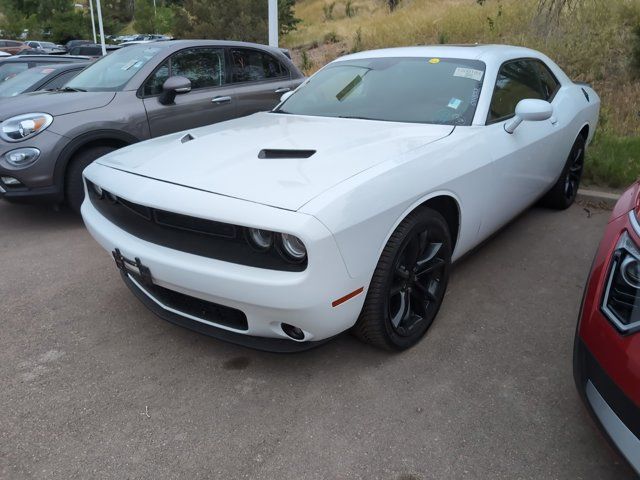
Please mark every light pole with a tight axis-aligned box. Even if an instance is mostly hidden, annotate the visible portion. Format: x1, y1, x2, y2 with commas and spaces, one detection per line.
268, 0, 278, 47
95, 0, 107, 56
88, 0, 97, 43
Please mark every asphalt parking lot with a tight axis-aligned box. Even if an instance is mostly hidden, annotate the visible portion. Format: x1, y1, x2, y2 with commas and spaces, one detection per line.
0, 200, 636, 480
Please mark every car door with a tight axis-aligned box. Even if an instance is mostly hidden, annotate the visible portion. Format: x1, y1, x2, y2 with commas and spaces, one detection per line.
479, 58, 560, 236
141, 47, 238, 138
229, 47, 301, 117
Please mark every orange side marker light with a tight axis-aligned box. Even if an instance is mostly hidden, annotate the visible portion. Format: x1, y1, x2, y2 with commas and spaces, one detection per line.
331, 287, 364, 307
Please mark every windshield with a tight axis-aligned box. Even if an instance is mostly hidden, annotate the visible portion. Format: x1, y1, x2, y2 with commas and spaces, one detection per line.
0, 63, 29, 83
0, 65, 53, 97
276, 57, 486, 125
66, 43, 170, 92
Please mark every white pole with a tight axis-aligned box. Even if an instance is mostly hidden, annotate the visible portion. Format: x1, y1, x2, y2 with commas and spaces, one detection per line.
153, 0, 157, 34
89, 0, 97, 43
95, 0, 107, 56
268, 0, 278, 47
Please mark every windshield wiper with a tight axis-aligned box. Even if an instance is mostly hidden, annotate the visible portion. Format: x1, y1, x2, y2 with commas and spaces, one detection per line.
57, 86, 87, 92
272, 109, 291, 114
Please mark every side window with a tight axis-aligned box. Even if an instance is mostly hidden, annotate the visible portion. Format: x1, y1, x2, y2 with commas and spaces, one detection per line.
230, 48, 287, 83
487, 59, 544, 123
43, 70, 81, 90
143, 60, 169, 96
535, 61, 560, 101
172, 48, 225, 89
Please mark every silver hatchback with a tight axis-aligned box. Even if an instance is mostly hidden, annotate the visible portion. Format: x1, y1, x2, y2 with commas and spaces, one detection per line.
0, 40, 304, 211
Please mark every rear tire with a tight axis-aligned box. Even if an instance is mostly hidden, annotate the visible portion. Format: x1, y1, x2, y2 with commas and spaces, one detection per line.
540, 135, 586, 210
65, 146, 115, 213
353, 207, 452, 351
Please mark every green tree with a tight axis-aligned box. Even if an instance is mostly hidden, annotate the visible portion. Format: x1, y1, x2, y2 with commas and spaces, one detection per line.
49, 9, 89, 43
174, 0, 299, 42
134, 0, 175, 34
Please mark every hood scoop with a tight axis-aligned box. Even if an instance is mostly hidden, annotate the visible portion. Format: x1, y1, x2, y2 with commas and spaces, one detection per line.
181, 133, 195, 143
258, 149, 316, 159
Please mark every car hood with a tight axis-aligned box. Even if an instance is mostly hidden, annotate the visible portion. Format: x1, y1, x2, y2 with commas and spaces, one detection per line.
0, 90, 115, 120
96, 112, 454, 211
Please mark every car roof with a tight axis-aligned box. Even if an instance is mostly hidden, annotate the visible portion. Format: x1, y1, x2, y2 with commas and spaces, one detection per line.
336, 44, 549, 65
130, 39, 290, 58
34, 61, 90, 71
0, 55, 90, 63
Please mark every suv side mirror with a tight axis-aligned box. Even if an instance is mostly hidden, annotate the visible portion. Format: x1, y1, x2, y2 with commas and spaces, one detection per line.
159, 76, 192, 105
504, 99, 553, 134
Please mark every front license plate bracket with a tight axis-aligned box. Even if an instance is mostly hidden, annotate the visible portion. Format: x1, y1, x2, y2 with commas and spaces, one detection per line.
112, 248, 153, 286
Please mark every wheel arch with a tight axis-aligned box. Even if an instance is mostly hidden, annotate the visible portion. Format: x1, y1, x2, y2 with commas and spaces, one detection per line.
53, 129, 140, 192
381, 191, 462, 258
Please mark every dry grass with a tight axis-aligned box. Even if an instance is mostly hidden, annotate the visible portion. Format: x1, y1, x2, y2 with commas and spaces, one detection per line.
284, 0, 640, 186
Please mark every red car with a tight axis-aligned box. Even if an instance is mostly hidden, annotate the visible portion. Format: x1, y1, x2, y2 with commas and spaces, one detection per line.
574, 181, 640, 475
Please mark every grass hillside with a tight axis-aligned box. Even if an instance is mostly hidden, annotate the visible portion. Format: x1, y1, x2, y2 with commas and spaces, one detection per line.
283, 0, 640, 188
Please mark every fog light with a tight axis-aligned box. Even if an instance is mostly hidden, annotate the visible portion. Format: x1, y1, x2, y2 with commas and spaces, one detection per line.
281, 323, 305, 340
4, 147, 40, 167
1, 176, 21, 186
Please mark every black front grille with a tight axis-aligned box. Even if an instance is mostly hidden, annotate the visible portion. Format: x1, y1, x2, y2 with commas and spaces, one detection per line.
129, 272, 248, 330
87, 181, 306, 272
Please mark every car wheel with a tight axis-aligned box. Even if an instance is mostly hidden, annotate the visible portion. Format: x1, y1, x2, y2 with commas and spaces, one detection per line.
353, 207, 452, 351
540, 135, 586, 210
65, 146, 115, 213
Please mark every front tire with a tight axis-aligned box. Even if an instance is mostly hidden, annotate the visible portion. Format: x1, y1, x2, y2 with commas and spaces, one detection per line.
65, 146, 115, 213
353, 207, 452, 351
540, 135, 586, 210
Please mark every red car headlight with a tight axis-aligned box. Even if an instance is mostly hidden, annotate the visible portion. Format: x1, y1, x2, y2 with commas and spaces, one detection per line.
602, 230, 640, 334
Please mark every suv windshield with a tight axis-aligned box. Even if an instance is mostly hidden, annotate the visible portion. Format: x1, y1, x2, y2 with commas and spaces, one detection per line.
66, 43, 170, 92
276, 57, 486, 125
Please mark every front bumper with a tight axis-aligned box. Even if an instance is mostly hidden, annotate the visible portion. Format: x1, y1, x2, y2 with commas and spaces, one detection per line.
0, 130, 68, 204
574, 339, 640, 475
81, 164, 369, 350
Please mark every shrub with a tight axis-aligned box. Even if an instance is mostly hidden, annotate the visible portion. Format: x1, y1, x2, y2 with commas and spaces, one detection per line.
323, 2, 336, 21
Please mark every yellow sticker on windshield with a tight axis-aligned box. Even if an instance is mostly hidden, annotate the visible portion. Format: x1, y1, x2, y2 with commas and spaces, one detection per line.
428, 58, 440, 64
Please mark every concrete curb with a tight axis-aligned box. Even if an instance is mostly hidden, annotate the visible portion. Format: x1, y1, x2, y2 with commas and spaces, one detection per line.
577, 188, 621, 209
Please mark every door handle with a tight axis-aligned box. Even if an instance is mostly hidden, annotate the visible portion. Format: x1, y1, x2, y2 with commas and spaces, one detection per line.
211, 96, 232, 104
274, 87, 291, 94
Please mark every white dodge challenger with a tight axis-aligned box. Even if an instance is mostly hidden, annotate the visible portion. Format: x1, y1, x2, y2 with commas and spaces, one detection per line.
81, 45, 599, 351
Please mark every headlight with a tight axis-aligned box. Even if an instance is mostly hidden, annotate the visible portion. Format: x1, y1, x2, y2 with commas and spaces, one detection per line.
602, 231, 640, 334
4, 147, 40, 167
279, 233, 307, 262
1, 113, 53, 142
246, 228, 274, 251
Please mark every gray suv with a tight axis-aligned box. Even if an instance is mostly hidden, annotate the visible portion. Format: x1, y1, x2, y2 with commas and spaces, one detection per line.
0, 40, 304, 211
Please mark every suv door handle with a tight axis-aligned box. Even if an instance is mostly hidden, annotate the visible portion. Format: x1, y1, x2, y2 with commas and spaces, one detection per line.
274, 87, 291, 94
212, 96, 232, 104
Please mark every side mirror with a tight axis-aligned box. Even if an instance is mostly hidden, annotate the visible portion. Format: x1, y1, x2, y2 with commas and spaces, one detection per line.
158, 76, 192, 105
504, 99, 553, 134
280, 90, 294, 103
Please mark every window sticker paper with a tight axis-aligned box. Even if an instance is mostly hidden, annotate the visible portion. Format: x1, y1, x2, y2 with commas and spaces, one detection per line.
453, 67, 484, 81
448, 98, 462, 109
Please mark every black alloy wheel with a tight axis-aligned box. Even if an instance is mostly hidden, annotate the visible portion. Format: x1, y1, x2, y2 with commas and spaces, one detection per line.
354, 207, 452, 351
540, 134, 586, 210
